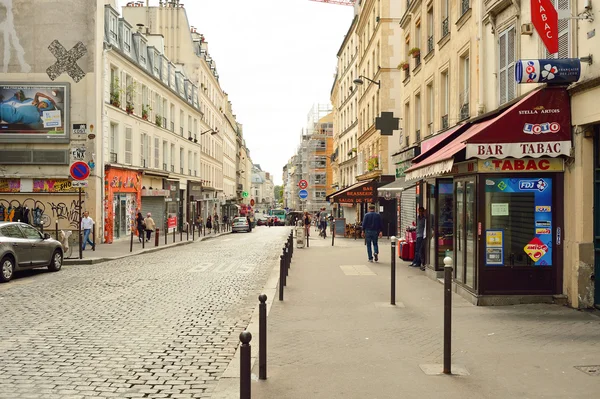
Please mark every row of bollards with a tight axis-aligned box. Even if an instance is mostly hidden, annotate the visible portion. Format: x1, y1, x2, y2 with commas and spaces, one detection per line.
239, 293, 269, 399
279, 231, 294, 301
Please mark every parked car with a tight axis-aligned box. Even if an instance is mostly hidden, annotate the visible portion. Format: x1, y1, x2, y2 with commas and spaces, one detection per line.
256, 215, 269, 226
232, 217, 251, 233
0, 222, 64, 283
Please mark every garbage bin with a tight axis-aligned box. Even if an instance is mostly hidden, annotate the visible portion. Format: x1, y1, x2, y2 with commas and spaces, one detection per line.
296, 221, 305, 248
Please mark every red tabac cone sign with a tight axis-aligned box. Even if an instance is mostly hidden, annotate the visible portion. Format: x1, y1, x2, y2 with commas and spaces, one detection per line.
531, 0, 559, 54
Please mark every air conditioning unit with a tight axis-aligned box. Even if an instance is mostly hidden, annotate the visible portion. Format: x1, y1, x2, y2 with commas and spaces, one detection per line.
521, 23, 533, 36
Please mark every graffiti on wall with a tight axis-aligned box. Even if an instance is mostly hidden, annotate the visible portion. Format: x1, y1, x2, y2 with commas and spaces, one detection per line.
104, 168, 141, 243
0, 0, 32, 73
46, 40, 87, 83
0, 197, 84, 228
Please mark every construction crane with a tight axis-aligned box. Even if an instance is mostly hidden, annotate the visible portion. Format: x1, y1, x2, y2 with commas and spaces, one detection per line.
308, 0, 355, 5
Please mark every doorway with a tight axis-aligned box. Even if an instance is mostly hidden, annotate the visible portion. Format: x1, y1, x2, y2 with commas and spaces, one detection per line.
454, 177, 477, 290
594, 128, 600, 307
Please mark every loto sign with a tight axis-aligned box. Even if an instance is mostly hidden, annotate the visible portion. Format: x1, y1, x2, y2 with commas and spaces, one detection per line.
531, 0, 558, 54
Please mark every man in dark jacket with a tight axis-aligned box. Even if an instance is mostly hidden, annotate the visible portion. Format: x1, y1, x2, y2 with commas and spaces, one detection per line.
362, 204, 383, 262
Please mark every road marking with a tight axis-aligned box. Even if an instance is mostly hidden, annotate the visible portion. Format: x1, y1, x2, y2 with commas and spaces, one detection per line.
340, 265, 375, 276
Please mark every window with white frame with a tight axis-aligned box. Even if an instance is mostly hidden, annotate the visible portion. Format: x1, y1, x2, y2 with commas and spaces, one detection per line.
427, 82, 434, 136
546, 0, 570, 59
441, 69, 449, 128
170, 144, 175, 171
139, 41, 147, 65
415, 93, 421, 142
460, 52, 470, 120
154, 137, 160, 169
427, 6, 434, 53
123, 28, 131, 52
441, 0, 450, 37
140, 132, 150, 168
125, 127, 132, 165
499, 26, 516, 105
188, 150, 192, 175
110, 123, 119, 162
109, 15, 118, 42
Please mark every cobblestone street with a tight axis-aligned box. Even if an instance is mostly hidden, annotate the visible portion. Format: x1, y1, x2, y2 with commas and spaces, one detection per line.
0, 227, 290, 399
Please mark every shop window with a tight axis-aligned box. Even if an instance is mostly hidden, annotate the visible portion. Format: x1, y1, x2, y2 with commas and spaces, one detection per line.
484, 177, 553, 267
429, 181, 454, 270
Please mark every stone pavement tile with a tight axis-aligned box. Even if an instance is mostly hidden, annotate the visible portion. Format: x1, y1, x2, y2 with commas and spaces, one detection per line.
251, 238, 600, 399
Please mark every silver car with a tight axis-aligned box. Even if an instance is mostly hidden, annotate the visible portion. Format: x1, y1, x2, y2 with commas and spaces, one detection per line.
0, 222, 64, 283
232, 217, 251, 233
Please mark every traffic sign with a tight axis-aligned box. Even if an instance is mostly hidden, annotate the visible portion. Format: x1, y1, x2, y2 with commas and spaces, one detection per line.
250, 199, 255, 206
298, 189, 309, 200
298, 179, 308, 190
72, 180, 88, 188
70, 161, 90, 181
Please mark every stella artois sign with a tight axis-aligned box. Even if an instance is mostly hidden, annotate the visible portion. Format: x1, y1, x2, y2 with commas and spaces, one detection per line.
531, 0, 559, 54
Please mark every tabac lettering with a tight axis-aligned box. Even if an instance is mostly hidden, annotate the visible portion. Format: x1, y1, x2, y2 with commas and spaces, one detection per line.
520, 142, 561, 155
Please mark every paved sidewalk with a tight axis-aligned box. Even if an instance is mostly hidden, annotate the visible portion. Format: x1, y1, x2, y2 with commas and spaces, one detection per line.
64, 228, 231, 265
245, 237, 600, 399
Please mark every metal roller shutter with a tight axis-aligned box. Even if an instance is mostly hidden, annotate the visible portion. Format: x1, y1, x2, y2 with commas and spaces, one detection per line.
141, 197, 166, 230
401, 187, 417, 232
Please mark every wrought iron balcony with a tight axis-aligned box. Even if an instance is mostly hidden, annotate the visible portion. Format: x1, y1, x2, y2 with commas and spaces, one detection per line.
441, 114, 449, 129
442, 17, 449, 38
461, 0, 470, 16
427, 35, 434, 53
414, 54, 421, 69
460, 103, 470, 121
170, 122, 175, 132
416, 129, 421, 142
163, 163, 168, 171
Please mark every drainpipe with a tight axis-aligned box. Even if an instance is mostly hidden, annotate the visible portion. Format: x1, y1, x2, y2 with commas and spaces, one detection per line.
478, 0, 485, 115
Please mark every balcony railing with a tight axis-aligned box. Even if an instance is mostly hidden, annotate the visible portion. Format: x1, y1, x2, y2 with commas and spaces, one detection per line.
416, 129, 421, 142
163, 163, 168, 171
441, 114, 449, 129
404, 68, 410, 81
427, 35, 434, 53
110, 152, 118, 163
461, 0, 470, 16
427, 122, 433, 137
170, 122, 175, 132
442, 17, 449, 38
180, 127, 184, 136
171, 165, 175, 172
414, 54, 421, 69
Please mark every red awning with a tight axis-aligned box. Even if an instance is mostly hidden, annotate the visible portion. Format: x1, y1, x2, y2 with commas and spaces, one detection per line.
406, 87, 571, 181
415, 123, 468, 161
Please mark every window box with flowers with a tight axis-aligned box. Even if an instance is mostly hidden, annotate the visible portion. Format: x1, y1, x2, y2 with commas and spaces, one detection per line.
125, 102, 134, 115
408, 47, 421, 58
142, 104, 151, 121
398, 61, 410, 71
155, 115, 163, 127
110, 78, 122, 108
367, 156, 379, 172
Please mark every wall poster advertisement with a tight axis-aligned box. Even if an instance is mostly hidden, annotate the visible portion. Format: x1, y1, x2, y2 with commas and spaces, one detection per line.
0, 83, 70, 143
485, 230, 504, 266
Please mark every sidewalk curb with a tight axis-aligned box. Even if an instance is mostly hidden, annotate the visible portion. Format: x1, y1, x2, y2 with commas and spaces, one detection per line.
211, 243, 285, 398
63, 232, 232, 266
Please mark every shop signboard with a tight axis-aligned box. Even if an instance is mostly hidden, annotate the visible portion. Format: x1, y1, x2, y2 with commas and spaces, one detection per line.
478, 158, 563, 173
0, 179, 20, 192
485, 230, 504, 266
516, 59, 581, 85
531, 0, 559, 54
0, 82, 70, 143
167, 216, 177, 232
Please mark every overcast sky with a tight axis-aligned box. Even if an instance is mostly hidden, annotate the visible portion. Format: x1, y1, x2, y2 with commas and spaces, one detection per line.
118, 0, 353, 185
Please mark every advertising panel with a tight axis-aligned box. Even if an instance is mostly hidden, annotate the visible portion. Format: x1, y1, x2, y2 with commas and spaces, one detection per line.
515, 59, 581, 85
0, 83, 70, 143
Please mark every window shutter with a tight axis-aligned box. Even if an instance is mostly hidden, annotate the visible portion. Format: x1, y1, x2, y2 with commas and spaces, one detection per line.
506, 27, 516, 102
546, 0, 570, 58
125, 127, 132, 165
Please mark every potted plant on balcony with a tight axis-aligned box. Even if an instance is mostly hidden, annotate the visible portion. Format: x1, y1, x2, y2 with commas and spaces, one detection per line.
408, 47, 421, 58
110, 78, 122, 108
155, 115, 163, 127
141, 104, 151, 121
125, 102, 134, 115
398, 61, 410, 71
367, 156, 379, 172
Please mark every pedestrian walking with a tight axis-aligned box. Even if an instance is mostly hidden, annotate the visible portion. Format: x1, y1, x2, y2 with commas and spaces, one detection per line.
135, 212, 145, 243
247, 215, 253, 232
213, 213, 219, 233
81, 211, 95, 251
206, 215, 212, 233
303, 211, 311, 237
362, 204, 383, 263
319, 210, 327, 238
410, 206, 427, 270
144, 212, 156, 242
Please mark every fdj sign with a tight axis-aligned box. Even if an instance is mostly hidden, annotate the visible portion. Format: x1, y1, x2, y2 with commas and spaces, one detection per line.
519, 179, 548, 192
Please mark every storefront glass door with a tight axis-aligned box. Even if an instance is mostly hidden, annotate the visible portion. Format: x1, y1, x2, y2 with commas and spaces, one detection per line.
454, 177, 477, 290
113, 195, 128, 239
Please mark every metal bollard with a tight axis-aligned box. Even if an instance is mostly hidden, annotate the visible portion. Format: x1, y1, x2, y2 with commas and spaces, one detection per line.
203, 223, 206, 236
180, 226, 183, 242
173, 227, 176, 243
239, 331, 252, 399
142, 230, 145, 249
307, 231, 309, 248
391, 236, 396, 305
164, 222, 168, 245
443, 256, 453, 374
55, 220, 59, 242
284, 244, 289, 277
332, 224, 335, 246
192, 224, 195, 241
258, 294, 267, 380
130, 229, 134, 253
186, 223, 189, 241
155, 228, 159, 247
92, 223, 96, 251
279, 254, 285, 301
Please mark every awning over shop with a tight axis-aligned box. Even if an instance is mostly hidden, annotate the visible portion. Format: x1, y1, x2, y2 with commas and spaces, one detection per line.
327, 179, 377, 204
377, 178, 417, 193
406, 87, 571, 181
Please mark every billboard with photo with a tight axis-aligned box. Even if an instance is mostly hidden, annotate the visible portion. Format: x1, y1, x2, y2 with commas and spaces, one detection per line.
0, 83, 70, 143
